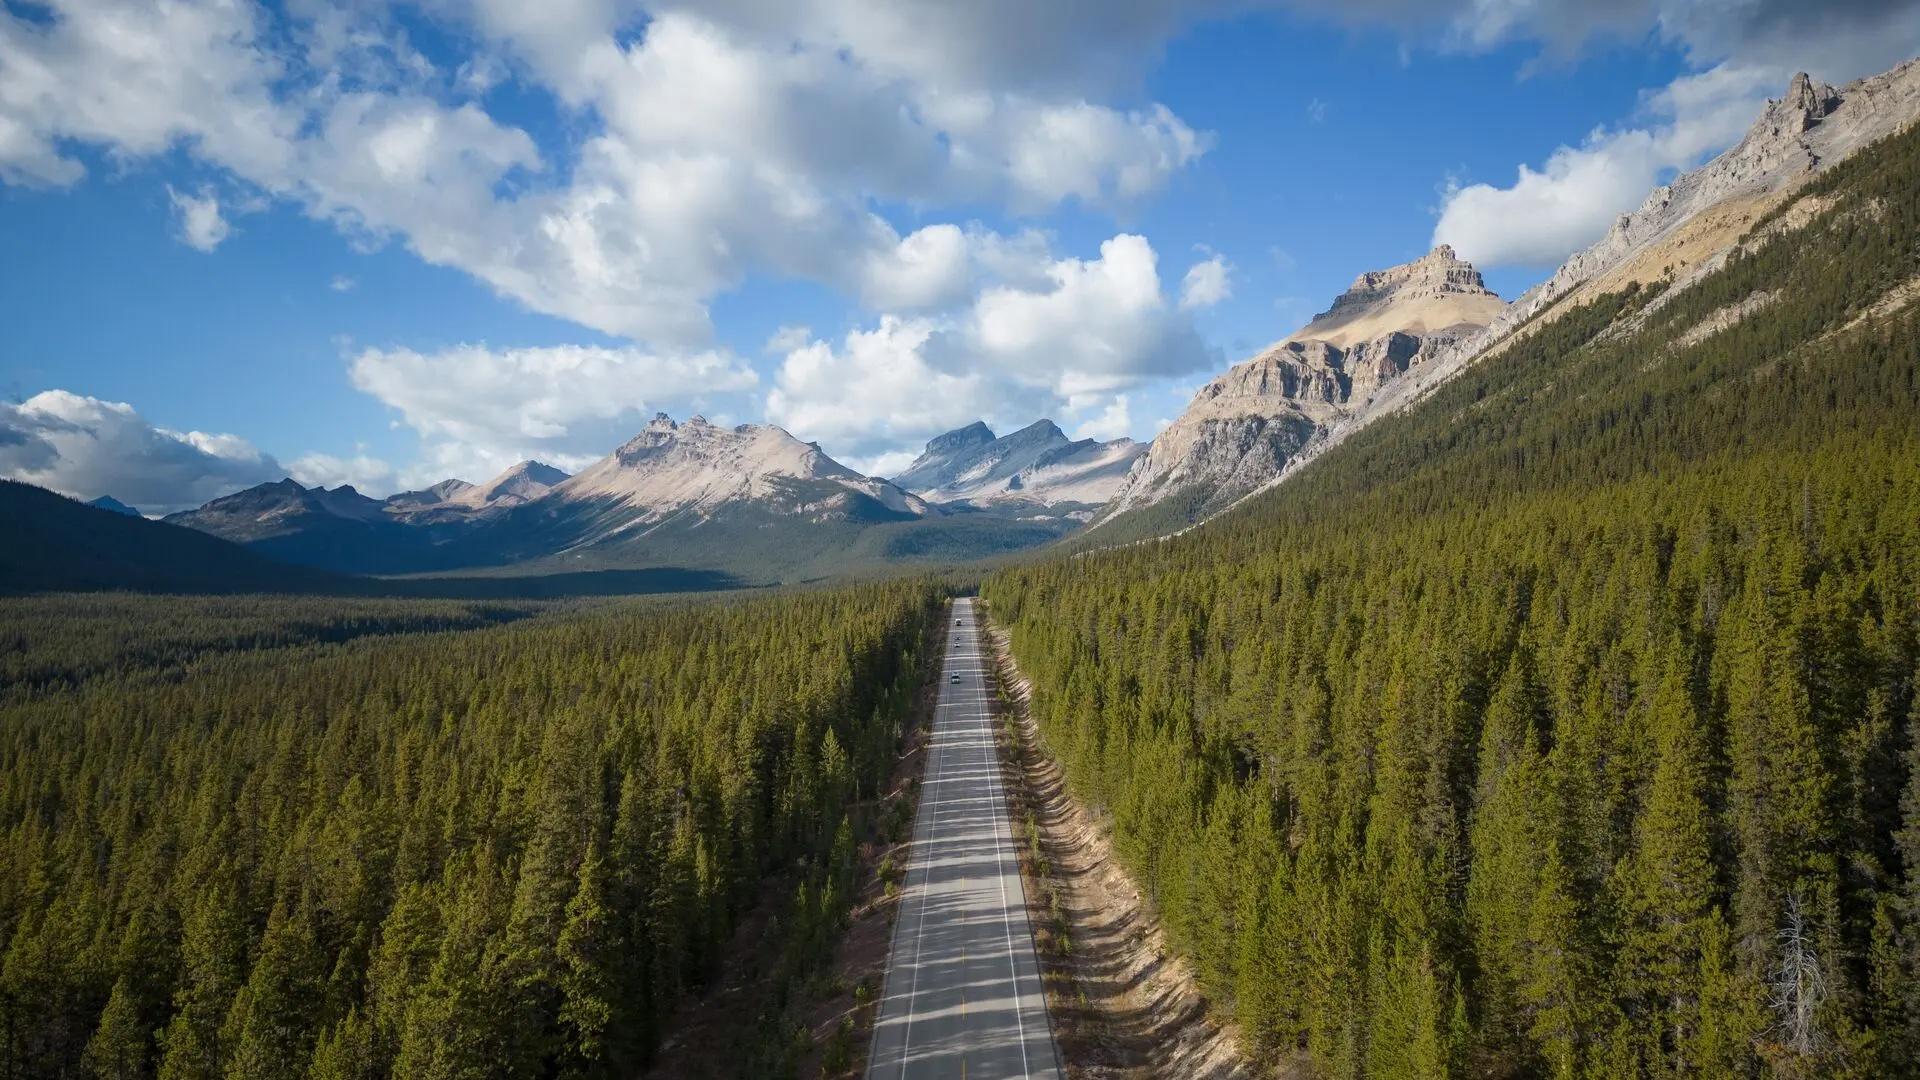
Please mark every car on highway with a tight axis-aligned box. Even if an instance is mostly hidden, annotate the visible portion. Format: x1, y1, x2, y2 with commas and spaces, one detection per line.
950, 673, 961, 684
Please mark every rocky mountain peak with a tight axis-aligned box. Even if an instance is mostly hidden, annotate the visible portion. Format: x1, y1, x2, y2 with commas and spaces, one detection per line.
1097, 246, 1506, 528
555, 412, 930, 527
1777, 72, 1841, 130
1004, 419, 1067, 445
86, 494, 142, 517
497, 461, 567, 485
445, 460, 570, 511
426, 478, 476, 499
1335, 244, 1488, 302
919, 421, 997, 459
1289, 246, 1506, 349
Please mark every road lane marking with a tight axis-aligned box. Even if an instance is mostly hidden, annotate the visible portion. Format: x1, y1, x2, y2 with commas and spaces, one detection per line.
895, 634, 955, 1077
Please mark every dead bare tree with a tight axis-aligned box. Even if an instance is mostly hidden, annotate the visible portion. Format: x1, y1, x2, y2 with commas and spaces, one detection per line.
1768, 892, 1827, 1058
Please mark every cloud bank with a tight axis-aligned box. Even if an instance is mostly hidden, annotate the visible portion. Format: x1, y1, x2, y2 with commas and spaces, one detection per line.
0, 391, 282, 514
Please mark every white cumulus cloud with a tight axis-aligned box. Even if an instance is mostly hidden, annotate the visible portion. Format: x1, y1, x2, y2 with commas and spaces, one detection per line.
0, 0, 1216, 347
1433, 64, 1783, 267
1180, 253, 1232, 310
289, 451, 399, 495
766, 232, 1215, 466
0, 390, 283, 514
167, 186, 232, 251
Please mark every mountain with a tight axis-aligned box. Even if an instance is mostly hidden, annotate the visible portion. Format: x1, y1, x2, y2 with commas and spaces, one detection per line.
383, 477, 477, 513
552, 414, 929, 530
447, 460, 569, 510
167, 478, 369, 541
892, 419, 1148, 511
1485, 65, 1920, 349
1, 481, 344, 594
464, 414, 979, 578
164, 478, 472, 575
1261, 61, 1920, 517
1096, 244, 1505, 530
891, 421, 998, 491
383, 462, 571, 524
85, 495, 141, 517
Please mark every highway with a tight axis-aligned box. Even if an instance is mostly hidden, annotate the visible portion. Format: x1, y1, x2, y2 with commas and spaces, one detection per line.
867, 597, 1061, 1079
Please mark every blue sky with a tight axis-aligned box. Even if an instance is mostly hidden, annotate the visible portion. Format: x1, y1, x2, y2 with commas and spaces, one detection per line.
4, 0, 1919, 512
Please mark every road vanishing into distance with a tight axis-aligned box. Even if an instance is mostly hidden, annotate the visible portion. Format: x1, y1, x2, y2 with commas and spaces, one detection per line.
867, 597, 1062, 1079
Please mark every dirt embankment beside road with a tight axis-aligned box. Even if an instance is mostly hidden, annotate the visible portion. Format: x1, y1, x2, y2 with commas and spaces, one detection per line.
980, 604, 1270, 1080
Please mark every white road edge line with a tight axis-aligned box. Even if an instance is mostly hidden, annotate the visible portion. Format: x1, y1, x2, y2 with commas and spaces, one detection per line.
974, 634, 1034, 1079
894, 616, 954, 1077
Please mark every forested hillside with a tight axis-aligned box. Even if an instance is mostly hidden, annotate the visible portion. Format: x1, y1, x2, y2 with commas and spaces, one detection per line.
0, 583, 938, 1076
986, 118, 1920, 1075
0, 482, 350, 596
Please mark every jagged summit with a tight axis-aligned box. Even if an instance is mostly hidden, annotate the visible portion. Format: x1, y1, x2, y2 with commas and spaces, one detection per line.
892, 419, 1145, 508
893, 421, 1003, 492
554, 413, 930, 527
936, 421, 996, 451
382, 462, 567, 519
448, 460, 568, 510
1291, 245, 1506, 348
86, 495, 142, 518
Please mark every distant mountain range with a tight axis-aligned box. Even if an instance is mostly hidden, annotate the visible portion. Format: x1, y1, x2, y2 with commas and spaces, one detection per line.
156, 413, 1060, 580
890, 419, 1145, 515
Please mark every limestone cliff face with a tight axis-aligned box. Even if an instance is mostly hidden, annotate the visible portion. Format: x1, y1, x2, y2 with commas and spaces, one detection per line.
1100, 247, 1502, 522
1295, 244, 1508, 348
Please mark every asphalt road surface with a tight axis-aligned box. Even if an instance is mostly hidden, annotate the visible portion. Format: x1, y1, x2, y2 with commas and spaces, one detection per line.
867, 597, 1061, 1079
